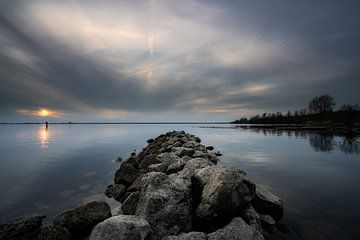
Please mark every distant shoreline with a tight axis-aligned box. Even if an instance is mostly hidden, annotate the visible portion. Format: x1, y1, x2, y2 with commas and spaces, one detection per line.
0, 122, 230, 125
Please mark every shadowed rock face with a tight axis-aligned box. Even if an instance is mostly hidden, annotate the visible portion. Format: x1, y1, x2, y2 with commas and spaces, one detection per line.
53, 201, 111, 240
194, 166, 256, 220
0, 215, 45, 240
100, 131, 288, 240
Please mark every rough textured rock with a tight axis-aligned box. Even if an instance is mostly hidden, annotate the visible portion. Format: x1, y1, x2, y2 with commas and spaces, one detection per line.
115, 164, 140, 185
253, 185, 284, 221
163, 232, 207, 240
36, 225, 71, 240
0, 215, 45, 240
172, 147, 195, 157
242, 204, 262, 231
105, 184, 126, 202
53, 201, 111, 239
121, 192, 140, 215
138, 154, 158, 169
135, 172, 192, 239
89, 215, 151, 240
207, 217, 265, 240
103, 131, 287, 240
194, 166, 255, 220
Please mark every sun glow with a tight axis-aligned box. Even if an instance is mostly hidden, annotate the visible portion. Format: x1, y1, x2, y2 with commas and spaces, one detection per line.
39, 109, 50, 117
16, 108, 61, 118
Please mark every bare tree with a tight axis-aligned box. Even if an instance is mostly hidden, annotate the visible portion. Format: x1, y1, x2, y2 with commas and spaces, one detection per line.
308, 95, 336, 114
339, 104, 360, 111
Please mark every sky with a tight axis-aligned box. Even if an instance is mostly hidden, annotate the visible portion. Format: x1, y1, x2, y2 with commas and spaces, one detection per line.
0, 0, 360, 122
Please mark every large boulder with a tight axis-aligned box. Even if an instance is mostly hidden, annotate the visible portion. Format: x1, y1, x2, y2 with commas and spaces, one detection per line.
0, 215, 45, 240
252, 185, 284, 221
53, 201, 111, 239
89, 215, 151, 240
135, 172, 192, 239
194, 166, 256, 220
207, 217, 265, 240
36, 225, 71, 240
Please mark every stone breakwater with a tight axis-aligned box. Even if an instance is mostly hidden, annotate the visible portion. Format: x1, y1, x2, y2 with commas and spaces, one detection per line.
0, 131, 292, 240
100, 131, 288, 240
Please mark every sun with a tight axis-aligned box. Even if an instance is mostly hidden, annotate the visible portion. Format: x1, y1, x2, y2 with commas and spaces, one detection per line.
38, 109, 50, 117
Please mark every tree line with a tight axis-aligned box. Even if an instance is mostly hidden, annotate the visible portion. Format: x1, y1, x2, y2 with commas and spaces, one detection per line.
232, 95, 360, 124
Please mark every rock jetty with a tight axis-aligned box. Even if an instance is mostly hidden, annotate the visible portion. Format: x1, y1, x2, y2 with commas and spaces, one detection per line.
100, 131, 287, 240
0, 131, 292, 240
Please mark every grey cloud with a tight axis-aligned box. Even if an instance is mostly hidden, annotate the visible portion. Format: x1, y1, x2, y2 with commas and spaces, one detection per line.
0, 0, 360, 121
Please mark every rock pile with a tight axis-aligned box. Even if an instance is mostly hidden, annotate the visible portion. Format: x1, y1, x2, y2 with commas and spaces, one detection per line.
100, 131, 286, 240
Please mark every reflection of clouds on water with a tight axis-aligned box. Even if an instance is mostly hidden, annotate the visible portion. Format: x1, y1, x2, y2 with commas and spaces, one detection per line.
83, 171, 97, 177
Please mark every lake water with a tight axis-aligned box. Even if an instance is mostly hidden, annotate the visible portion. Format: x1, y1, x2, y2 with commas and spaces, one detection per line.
0, 124, 359, 239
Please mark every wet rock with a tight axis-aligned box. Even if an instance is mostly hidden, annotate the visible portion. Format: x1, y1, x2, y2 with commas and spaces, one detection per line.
115, 156, 123, 163
53, 201, 111, 239
89, 215, 151, 240
0, 215, 45, 240
147, 138, 155, 143
114, 164, 140, 185
206, 146, 214, 151
194, 166, 255, 220
135, 172, 192, 239
105, 184, 126, 202
253, 185, 284, 221
207, 217, 265, 240
36, 225, 70, 240
121, 192, 140, 215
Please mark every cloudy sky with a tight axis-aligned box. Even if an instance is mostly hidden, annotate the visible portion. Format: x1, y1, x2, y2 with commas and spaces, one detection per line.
0, 0, 359, 122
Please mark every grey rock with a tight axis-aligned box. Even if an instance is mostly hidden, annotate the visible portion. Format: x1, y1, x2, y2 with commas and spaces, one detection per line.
148, 163, 168, 173
207, 217, 265, 240
0, 215, 45, 240
36, 225, 70, 240
54, 201, 111, 239
89, 215, 151, 240
206, 152, 219, 163
121, 192, 140, 215
192, 151, 206, 158
183, 158, 213, 173
206, 146, 214, 151
138, 154, 158, 169
105, 184, 126, 202
166, 158, 186, 174
253, 185, 284, 221
115, 164, 140, 185
172, 147, 195, 157
135, 172, 192, 239
163, 232, 207, 240
194, 166, 255, 220
242, 204, 262, 231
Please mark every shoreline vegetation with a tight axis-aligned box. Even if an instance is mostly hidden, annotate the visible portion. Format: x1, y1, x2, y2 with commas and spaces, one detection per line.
0, 131, 295, 240
231, 95, 360, 130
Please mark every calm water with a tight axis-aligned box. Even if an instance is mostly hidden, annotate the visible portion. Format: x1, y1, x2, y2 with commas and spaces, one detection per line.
0, 124, 359, 239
